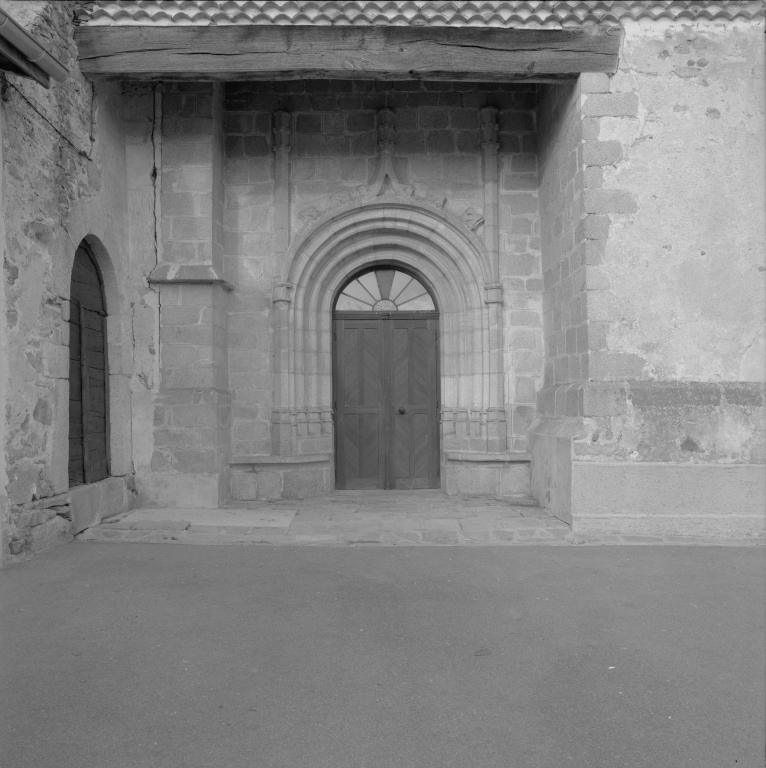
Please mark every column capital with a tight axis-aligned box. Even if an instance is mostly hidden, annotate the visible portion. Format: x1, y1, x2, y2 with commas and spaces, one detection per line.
480, 106, 499, 152
273, 110, 292, 152
484, 283, 503, 304
273, 282, 293, 304
377, 107, 396, 154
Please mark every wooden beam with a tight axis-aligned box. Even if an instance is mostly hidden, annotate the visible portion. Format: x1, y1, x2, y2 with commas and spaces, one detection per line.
75, 25, 620, 82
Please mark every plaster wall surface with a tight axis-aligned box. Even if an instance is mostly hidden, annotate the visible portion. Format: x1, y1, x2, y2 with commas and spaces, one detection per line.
598, 20, 765, 384
531, 18, 765, 536
0, 1, 143, 561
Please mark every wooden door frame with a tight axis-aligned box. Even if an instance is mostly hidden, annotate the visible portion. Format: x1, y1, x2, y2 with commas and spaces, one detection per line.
332, 310, 441, 490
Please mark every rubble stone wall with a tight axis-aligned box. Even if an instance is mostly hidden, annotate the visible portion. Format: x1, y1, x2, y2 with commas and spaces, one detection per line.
0, 1, 141, 562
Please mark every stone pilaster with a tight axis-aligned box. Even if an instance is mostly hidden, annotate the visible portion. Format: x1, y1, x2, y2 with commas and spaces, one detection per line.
145, 83, 232, 508
480, 106, 507, 452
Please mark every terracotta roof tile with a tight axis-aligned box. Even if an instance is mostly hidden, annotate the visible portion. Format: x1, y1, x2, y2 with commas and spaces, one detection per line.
76, 1, 766, 28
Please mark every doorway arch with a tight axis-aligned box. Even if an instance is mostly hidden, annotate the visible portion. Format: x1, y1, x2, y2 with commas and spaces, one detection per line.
272, 196, 507, 476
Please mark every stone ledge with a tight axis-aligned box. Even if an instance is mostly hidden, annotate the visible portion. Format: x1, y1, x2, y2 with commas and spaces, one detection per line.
446, 452, 530, 463
231, 454, 331, 466
148, 263, 234, 291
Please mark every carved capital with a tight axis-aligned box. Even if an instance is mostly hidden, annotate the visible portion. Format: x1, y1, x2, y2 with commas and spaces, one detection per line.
273, 282, 293, 304
479, 107, 499, 151
484, 283, 503, 304
377, 108, 396, 153
273, 111, 292, 152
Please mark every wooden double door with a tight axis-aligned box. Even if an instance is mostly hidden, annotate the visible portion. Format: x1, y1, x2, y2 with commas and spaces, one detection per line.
334, 313, 439, 490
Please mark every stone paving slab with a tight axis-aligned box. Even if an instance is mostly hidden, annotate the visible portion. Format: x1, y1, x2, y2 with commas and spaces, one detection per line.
76, 494, 765, 547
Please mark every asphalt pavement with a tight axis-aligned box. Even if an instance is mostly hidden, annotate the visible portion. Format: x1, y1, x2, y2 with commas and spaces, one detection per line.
1, 542, 763, 768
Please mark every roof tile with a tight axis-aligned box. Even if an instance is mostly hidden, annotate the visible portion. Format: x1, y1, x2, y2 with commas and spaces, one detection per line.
76, 1, 766, 28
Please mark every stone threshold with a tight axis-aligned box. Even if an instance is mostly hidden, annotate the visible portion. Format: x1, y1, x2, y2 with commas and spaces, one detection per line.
74, 496, 764, 547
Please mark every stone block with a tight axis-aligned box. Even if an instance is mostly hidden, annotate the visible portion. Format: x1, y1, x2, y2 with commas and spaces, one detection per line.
444, 156, 478, 181
449, 108, 478, 129
571, 463, 766, 537
583, 141, 622, 167
42, 343, 69, 379
231, 470, 258, 500
426, 130, 454, 154
172, 449, 219, 474
138, 473, 221, 508
295, 134, 326, 157
70, 482, 103, 534
583, 189, 638, 214
339, 159, 368, 182
396, 131, 426, 154
419, 108, 449, 129
323, 113, 345, 134
256, 470, 283, 500
282, 468, 330, 499
579, 214, 610, 240
503, 173, 537, 191
588, 351, 646, 381
351, 133, 376, 156
243, 135, 269, 157
499, 111, 534, 133
583, 92, 639, 117
456, 131, 480, 153
509, 329, 538, 350
27, 515, 72, 554
511, 154, 537, 173
506, 193, 538, 215
582, 382, 627, 416
346, 112, 375, 132
296, 113, 321, 133
579, 73, 610, 93
101, 477, 129, 520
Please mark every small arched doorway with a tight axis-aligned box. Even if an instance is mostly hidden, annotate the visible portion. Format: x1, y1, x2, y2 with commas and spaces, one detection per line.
333, 266, 439, 490
68, 242, 109, 487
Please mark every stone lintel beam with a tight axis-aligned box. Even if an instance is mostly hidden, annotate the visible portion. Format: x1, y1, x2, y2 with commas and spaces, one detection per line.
75, 26, 621, 81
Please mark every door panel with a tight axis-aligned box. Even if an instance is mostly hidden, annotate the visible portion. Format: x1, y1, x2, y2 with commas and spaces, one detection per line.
391, 318, 438, 490
335, 319, 385, 490
334, 313, 439, 490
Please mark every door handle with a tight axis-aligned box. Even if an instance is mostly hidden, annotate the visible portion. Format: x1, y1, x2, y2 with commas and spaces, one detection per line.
398, 407, 406, 414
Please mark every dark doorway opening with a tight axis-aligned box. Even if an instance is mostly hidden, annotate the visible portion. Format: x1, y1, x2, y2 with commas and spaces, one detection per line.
68, 243, 109, 487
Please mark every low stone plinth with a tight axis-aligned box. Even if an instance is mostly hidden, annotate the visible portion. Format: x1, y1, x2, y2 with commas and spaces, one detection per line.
444, 452, 531, 497
230, 454, 333, 501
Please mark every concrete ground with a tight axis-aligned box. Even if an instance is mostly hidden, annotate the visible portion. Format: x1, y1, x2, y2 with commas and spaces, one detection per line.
1, 542, 764, 768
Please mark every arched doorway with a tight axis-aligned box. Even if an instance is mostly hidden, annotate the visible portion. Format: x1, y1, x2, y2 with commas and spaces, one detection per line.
333, 266, 439, 490
68, 242, 109, 486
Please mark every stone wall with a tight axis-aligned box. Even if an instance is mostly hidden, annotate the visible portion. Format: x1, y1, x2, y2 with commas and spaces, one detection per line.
0, 1, 143, 562
531, 17, 766, 536
221, 80, 543, 473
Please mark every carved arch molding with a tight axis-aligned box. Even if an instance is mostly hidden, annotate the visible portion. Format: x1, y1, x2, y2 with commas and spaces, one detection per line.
270, 108, 508, 458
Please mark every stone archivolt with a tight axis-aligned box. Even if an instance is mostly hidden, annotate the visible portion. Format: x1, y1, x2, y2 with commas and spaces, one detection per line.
273, 195, 504, 457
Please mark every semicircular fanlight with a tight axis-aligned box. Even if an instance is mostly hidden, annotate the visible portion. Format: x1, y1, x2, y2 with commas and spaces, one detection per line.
335, 269, 436, 312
